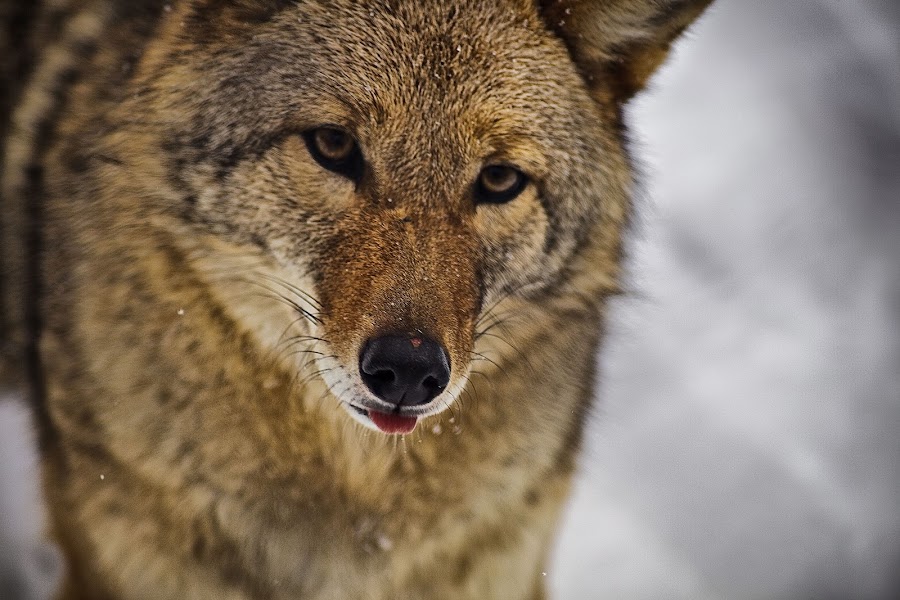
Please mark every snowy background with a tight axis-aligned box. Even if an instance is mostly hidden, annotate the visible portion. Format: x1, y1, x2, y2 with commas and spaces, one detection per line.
2, 0, 899, 598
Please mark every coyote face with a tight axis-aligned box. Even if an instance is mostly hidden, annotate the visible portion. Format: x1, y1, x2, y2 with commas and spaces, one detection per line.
122, 1, 630, 434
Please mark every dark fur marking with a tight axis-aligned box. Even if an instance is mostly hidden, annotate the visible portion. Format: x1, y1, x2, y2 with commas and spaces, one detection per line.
188, 0, 299, 45
537, 187, 560, 255
647, 0, 693, 28
192, 532, 207, 560
249, 233, 269, 251
208, 129, 298, 182
176, 439, 197, 461
75, 405, 97, 428
198, 504, 275, 598
23, 159, 53, 450
21, 36, 100, 452
0, 2, 41, 368
93, 154, 126, 167
156, 386, 172, 405
71, 439, 115, 464
452, 554, 474, 584
64, 151, 91, 174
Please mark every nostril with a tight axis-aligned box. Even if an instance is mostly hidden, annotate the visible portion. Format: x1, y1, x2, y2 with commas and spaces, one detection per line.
372, 370, 395, 384
421, 375, 442, 393
359, 334, 451, 407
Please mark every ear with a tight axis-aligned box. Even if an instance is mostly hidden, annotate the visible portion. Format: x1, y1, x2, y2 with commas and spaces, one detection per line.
539, 0, 714, 103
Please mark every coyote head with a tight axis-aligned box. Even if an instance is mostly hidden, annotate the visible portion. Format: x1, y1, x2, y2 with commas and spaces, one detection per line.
112, 0, 711, 434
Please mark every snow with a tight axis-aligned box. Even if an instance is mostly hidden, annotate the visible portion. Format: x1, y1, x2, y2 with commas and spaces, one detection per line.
550, 0, 900, 597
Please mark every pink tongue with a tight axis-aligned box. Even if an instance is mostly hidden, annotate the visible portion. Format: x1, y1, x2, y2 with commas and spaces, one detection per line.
369, 411, 418, 434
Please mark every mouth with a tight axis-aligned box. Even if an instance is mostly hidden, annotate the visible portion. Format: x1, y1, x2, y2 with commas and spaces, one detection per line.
348, 404, 418, 435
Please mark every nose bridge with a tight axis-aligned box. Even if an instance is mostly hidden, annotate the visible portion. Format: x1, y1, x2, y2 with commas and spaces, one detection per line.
319, 201, 480, 374
374, 209, 477, 337
379, 119, 469, 211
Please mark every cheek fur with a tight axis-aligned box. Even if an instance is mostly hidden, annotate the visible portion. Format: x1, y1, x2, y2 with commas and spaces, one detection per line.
475, 190, 551, 291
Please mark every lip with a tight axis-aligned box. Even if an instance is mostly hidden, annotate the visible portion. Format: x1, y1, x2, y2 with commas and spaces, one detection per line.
346, 400, 432, 419
344, 403, 420, 435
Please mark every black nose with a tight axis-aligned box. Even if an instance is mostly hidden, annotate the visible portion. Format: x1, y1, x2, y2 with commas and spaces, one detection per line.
359, 335, 451, 407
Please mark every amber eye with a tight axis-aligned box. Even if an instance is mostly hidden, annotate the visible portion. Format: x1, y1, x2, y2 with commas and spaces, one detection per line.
302, 126, 364, 181
475, 165, 528, 204
313, 128, 354, 160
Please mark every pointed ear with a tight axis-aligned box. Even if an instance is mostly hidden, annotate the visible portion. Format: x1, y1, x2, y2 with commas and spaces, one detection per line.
539, 0, 714, 103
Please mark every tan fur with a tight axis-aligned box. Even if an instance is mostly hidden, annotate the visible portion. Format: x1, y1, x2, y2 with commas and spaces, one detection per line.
0, 0, 713, 598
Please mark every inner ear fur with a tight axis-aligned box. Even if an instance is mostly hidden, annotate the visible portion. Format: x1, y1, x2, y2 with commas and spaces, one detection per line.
539, 0, 714, 103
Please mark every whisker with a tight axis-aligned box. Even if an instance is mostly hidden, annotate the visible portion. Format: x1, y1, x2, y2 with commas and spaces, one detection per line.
297, 367, 335, 389
467, 369, 496, 395
469, 350, 506, 375
287, 353, 325, 392
254, 271, 323, 309
282, 334, 329, 343
474, 313, 517, 341
275, 315, 316, 347
474, 279, 534, 328
464, 369, 491, 383
238, 282, 322, 325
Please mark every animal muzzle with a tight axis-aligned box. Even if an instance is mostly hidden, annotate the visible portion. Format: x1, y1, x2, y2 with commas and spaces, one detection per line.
315, 207, 480, 432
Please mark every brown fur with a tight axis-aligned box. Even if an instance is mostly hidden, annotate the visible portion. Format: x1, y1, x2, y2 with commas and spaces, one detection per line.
0, 0, 713, 598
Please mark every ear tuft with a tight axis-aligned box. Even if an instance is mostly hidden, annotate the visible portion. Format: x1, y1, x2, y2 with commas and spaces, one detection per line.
539, 0, 714, 102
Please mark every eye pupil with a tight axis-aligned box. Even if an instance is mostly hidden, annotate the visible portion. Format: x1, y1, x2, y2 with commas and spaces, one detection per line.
303, 126, 363, 181
315, 128, 353, 160
476, 165, 527, 204
482, 166, 516, 192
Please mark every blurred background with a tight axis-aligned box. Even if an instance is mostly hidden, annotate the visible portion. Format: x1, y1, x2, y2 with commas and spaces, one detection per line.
2, 0, 898, 598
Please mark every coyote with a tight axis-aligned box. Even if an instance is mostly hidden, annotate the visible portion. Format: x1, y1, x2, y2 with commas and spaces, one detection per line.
0, 1, 712, 598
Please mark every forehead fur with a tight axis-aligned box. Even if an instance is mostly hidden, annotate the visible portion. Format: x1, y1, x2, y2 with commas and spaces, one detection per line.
261, 1, 585, 117
148, 0, 603, 175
